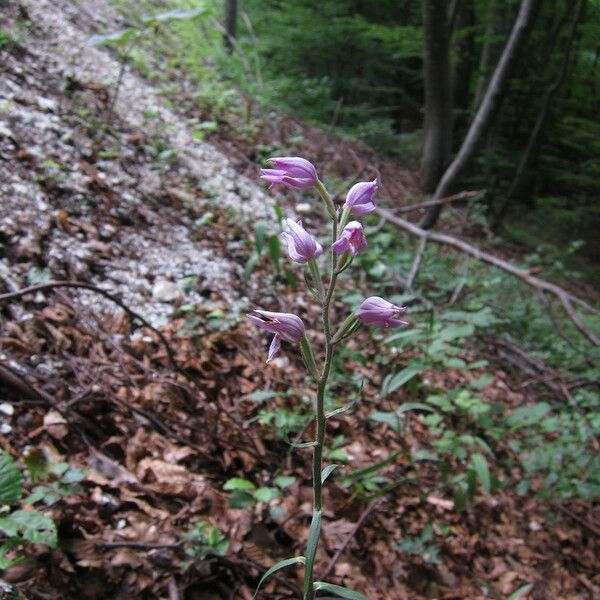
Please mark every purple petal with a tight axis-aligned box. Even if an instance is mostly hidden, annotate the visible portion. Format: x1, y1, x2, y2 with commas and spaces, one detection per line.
266, 334, 281, 363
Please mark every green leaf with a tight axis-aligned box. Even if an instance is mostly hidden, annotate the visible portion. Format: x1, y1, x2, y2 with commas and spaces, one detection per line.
438, 323, 474, 342
0, 509, 57, 546
470, 374, 494, 390
313, 582, 370, 600
397, 402, 434, 414
507, 583, 534, 600
253, 487, 280, 503
321, 464, 338, 484
342, 452, 400, 482
507, 403, 552, 429
471, 453, 491, 495
326, 381, 363, 418
381, 364, 424, 396
141, 6, 207, 25
0, 453, 23, 505
369, 411, 401, 434
304, 511, 322, 598
223, 478, 255, 491
88, 29, 139, 46
254, 223, 266, 255
267, 235, 281, 271
23, 449, 48, 485
243, 253, 260, 283
253, 556, 305, 599
227, 490, 255, 509
247, 390, 279, 403
274, 476, 296, 489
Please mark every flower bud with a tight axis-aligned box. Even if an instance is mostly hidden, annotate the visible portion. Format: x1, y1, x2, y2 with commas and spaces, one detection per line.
355, 296, 408, 329
331, 221, 367, 257
247, 310, 305, 362
260, 157, 318, 190
281, 219, 323, 264
343, 180, 378, 216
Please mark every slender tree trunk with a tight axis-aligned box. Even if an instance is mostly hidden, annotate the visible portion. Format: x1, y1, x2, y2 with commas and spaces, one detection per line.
421, 0, 452, 194
473, 0, 508, 109
452, 0, 476, 131
494, 0, 586, 228
419, 0, 540, 229
223, 0, 238, 54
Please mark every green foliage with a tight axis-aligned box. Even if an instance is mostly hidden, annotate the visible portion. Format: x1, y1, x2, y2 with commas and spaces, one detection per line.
398, 522, 442, 565
0, 451, 77, 568
356, 222, 599, 507
183, 521, 229, 567
223, 475, 296, 509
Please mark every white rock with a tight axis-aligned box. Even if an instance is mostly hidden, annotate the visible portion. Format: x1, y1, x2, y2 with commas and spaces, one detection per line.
152, 280, 182, 303
0, 403, 14, 417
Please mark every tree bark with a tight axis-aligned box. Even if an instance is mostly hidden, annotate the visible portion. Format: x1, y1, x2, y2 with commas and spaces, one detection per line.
223, 0, 238, 54
452, 0, 476, 131
419, 0, 540, 229
473, 0, 509, 109
420, 0, 452, 194
494, 0, 586, 227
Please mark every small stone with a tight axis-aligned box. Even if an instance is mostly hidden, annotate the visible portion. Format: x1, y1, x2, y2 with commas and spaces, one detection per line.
152, 280, 183, 303
0, 403, 14, 416
37, 96, 58, 112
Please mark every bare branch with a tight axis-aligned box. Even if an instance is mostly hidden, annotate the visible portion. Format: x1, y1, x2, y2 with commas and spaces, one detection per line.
395, 190, 479, 214
378, 208, 600, 345
407, 235, 428, 289
0, 280, 177, 368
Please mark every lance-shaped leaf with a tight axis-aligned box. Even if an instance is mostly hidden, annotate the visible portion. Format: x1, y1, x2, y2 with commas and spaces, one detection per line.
252, 556, 305, 599
321, 464, 339, 484
313, 581, 370, 600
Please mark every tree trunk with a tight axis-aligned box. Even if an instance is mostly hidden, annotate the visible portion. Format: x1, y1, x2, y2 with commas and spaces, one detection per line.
494, 0, 586, 228
419, 0, 540, 229
420, 0, 452, 194
223, 0, 238, 54
452, 0, 476, 131
473, 0, 508, 109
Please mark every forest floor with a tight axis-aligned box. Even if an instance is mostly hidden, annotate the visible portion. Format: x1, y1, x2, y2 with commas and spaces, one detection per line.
0, 1, 598, 599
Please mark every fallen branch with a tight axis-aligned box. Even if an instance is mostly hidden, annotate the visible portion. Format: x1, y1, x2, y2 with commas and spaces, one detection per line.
377, 208, 600, 345
406, 235, 428, 289
0, 280, 177, 368
396, 190, 479, 214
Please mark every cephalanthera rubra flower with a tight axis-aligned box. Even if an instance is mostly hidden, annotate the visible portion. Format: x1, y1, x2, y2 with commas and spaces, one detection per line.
331, 221, 367, 257
247, 310, 305, 362
355, 296, 408, 328
260, 157, 318, 190
281, 218, 323, 264
343, 180, 378, 216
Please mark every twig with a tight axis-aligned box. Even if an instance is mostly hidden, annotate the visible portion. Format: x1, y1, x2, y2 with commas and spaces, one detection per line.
0, 363, 57, 406
94, 540, 182, 550
450, 256, 470, 304
168, 578, 180, 600
377, 209, 600, 345
406, 235, 428, 289
396, 190, 479, 214
0, 280, 177, 368
555, 505, 600, 538
319, 499, 381, 582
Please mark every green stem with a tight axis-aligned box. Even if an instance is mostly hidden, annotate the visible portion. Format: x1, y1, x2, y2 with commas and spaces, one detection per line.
315, 180, 337, 220
303, 216, 339, 600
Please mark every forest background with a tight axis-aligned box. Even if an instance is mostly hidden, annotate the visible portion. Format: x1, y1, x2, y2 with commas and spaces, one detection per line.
0, 0, 598, 598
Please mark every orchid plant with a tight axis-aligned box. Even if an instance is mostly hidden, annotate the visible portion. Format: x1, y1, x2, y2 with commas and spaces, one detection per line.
249, 157, 407, 600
